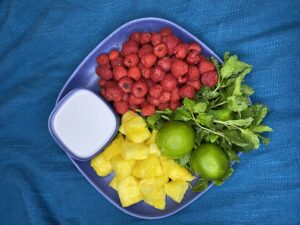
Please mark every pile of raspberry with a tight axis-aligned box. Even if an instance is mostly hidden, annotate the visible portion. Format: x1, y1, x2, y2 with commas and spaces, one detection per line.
96, 27, 218, 116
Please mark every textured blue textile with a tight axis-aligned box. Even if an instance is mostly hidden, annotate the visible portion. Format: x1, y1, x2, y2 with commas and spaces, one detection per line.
0, 0, 300, 224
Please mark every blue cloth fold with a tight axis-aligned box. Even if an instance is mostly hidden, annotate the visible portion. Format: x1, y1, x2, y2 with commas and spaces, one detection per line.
0, 0, 299, 224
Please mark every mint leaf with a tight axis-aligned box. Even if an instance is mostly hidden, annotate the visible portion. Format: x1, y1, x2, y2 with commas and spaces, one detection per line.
195, 130, 209, 146
258, 135, 270, 145
193, 102, 207, 113
232, 67, 252, 96
163, 108, 173, 114
227, 95, 249, 112
196, 113, 214, 128
225, 118, 254, 127
199, 87, 220, 100
224, 130, 249, 147
241, 84, 254, 96
174, 108, 192, 121
209, 133, 218, 143
225, 149, 240, 162
176, 153, 191, 167
183, 98, 195, 111
146, 113, 161, 128
252, 125, 273, 133
224, 52, 230, 61
220, 55, 252, 79
192, 179, 208, 192
242, 104, 269, 126
241, 129, 260, 150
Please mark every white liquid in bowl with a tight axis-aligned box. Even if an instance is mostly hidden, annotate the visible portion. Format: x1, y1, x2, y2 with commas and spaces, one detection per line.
53, 89, 117, 159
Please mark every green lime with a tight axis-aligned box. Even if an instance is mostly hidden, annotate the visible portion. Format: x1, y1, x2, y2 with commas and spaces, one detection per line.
191, 143, 230, 180
210, 109, 233, 121
156, 121, 195, 159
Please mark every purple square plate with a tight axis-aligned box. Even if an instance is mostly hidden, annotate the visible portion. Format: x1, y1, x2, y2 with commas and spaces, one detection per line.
51, 17, 230, 219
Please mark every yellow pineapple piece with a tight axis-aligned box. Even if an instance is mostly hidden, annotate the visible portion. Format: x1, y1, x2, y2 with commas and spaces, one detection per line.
164, 180, 189, 203
146, 129, 158, 146
139, 177, 166, 210
102, 134, 124, 160
90, 155, 112, 176
161, 159, 195, 181
132, 155, 163, 179
155, 175, 169, 187
121, 139, 149, 160
111, 156, 135, 179
144, 188, 166, 210
148, 143, 161, 156
109, 176, 118, 191
119, 111, 137, 134
117, 176, 143, 207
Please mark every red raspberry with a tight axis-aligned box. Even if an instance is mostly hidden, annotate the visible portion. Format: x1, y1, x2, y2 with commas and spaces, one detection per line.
96, 54, 110, 66
157, 57, 172, 72
188, 42, 201, 54
178, 75, 188, 84
160, 74, 177, 91
129, 104, 138, 112
118, 77, 133, 93
132, 80, 148, 97
153, 43, 168, 58
129, 32, 141, 43
106, 86, 124, 102
114, 101, 129, 115
128, 66, 141, 80
111, 56, 124, 66
147, 95, 160, 106
160, 91, 171, 103
109, 50, 120, 61
162, 35, 179, 55
129, 94, 145, 105
169, 101, 181, 111
201, 71, 218, 87
174, 44, 188, 59
113, 65, 127, 80
100, 88, 106, 98
151, 32, 162, 46
105, 80, 118, 88
98, 79, 107, 87
149, 84, 163, 98
96, 65, 113, 80
150, 66, 165, 82
121, 40, 139, 56
140, 101, 148, 108
187, 80, 201, 90
139, 65, 151, 79
187, 66, 200, 81
160, 27, 173, 36
171, 59, 188, 78
198, 57, 215, 74
141, 53, 157, 68
140, 32, 151, 44
170, 88, 180, 101
138, 44, 153, 58
122, 93, 129, 101
145, 79, 155, 89
124, 53, 139, 67
179, 85, 196, 98
186, 50, 200, 65
158, 102, 169, 111
141, 104, 156, 116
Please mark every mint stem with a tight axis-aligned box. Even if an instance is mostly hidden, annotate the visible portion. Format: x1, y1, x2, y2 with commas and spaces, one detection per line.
210, 101, 228, 109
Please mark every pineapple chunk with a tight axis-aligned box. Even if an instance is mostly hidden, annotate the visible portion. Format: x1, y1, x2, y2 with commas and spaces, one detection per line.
155, 175, 169, 187
90, 155, 112, 176
121, 139, 149, 160
119, 111, 137, 134
144, 188, 166, 210
132, 155, 163, 178
161, 159, 195, 181
111, 156, 135, 179
148, 143, 161, 156
164, 180, 188, 203
117, 176, 143, 207
109, 176, 118, 191
146, 129, 158, 146
119, 111, 151, 143
102, 134, 124, 160
139, 178, 166, 210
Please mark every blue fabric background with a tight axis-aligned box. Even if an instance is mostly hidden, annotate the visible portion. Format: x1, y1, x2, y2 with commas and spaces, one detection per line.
0, 0, 299, 224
